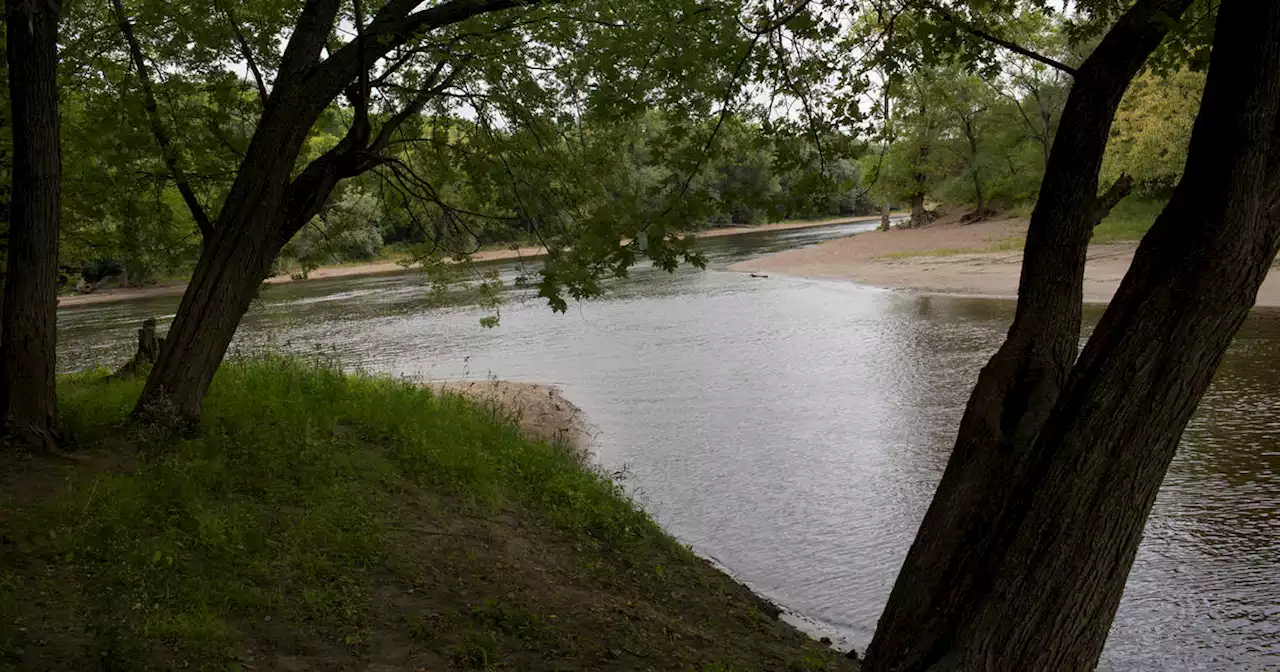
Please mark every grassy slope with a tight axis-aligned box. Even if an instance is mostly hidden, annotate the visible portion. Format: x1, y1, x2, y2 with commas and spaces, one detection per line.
0, 360, 851, 671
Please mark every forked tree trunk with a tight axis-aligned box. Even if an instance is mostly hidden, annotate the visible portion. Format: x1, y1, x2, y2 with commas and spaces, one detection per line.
881, 4, 1280, 666
132, 0, 540, 426
863, 0, 1195, 669
133, 89, 327, 423
1, 0, 62, 450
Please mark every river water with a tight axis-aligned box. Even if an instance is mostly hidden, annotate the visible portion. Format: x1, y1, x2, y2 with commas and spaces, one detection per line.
57, 221, 1279, 670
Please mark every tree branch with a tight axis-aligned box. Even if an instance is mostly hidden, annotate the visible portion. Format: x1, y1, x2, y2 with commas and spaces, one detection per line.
369, 60, 463, 154
110, 0, 215, 240
218, 0, 269, 107
277, 0, 342, 85
274, 0, 556, 239
315, 0, 557, 94
923, 1, 1077, 77
1092, 173, 1134, 225
350, 0, 371, 139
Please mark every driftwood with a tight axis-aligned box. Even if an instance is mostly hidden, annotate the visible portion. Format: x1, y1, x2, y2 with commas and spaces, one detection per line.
110, 318, 163, 380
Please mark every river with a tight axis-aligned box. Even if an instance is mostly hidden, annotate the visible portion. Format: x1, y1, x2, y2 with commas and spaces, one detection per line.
57, 221, 1280, 670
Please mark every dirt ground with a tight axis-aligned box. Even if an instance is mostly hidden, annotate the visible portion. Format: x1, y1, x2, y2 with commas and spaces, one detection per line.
58, 216, 886, 309
731, 213, 1280, 307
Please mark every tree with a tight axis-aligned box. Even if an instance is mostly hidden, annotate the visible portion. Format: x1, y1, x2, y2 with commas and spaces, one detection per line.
937, 73, 996, 219
94, 0, 841, 425
110, 0, 577, 424
1, 0, 62, 450
870, 71, 947, 227
1101, 68, 1206, 197
858, 0, 1280, 669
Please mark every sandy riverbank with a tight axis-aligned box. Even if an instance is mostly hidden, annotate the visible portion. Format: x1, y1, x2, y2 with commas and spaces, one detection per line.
58, 215, 884, 308
424, 379, 594, 456
730, 213, 1280, 308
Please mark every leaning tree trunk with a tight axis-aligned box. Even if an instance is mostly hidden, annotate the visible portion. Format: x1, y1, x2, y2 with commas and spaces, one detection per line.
132, 90, 328, 424
134, 212, 285, 424
862, 0, 1195, 669
887, 4, 1280, 666
1, 0, 62, 450
131, 0, 540, 426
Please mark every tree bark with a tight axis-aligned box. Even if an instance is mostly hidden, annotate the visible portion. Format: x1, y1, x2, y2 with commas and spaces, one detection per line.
908, 193, 925, 228
970, 170, 985, 220
880, 3, 1280, 666
909, 143, 930, 228
968, 130, 985, 219
1, 0, 62, 450
134, 0, 545, 425
133, 112, 316, 423
880, 201, 891, 231
862, 0, 1194, 669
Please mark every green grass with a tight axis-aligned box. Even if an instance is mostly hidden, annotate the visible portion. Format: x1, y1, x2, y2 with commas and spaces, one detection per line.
1092, 198, 1167, 243
0, 359, 851, 671
877, 236, 1025, 260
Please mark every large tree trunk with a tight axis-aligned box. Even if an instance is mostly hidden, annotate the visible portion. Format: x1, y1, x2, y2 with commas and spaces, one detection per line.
971, 171, 985, 219
964, 120, 987, 221
1, 0, 62, 450
134, 212, 285, 424
862, 0, 1195, 669
133, 94, 328, 423
891, 4, 1280, 666
908, 193, 925, 228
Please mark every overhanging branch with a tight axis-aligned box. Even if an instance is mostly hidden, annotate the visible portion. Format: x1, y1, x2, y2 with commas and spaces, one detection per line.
1092, 174, 1134, 226
923, 1, 1078, 77
217, 0, 269, 107
110, 0, 215, 240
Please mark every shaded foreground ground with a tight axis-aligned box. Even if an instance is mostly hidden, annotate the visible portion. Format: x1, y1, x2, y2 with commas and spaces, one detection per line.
0, 360, 853, 671
731, 213, 1280, 307
59, 216, 885, 308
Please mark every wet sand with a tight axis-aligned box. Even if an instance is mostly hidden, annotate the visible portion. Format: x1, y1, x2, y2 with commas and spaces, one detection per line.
58, 216, 885, 308
730, 214, 1280, 308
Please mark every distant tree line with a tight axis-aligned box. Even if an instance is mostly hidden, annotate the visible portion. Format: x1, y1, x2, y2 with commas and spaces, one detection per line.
860, 7, 1204, 227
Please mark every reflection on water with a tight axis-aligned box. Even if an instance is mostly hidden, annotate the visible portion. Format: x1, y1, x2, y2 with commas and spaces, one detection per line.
57, 221, 1279, 669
